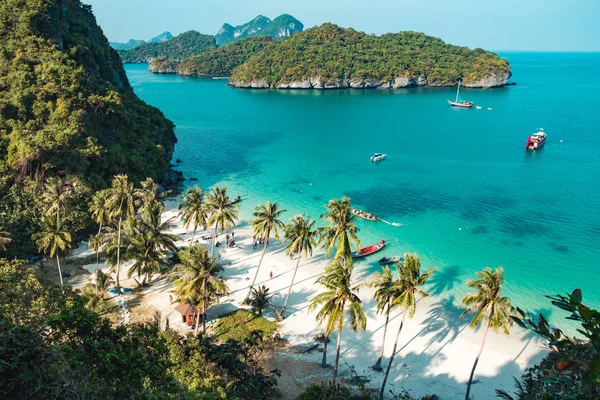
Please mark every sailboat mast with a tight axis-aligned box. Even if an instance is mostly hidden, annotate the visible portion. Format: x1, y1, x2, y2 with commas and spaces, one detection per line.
456, 82, 460, 102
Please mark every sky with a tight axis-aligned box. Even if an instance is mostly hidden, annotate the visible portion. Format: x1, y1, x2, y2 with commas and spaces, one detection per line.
85, 0, 600, 51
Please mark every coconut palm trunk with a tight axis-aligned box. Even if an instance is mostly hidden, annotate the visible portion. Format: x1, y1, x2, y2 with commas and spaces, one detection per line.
322, 334, 328, 367
56, 253, 63, 286
373, 301, 391, 371
202, 280, 207, 333
245, 239, 268, 303
280, 254, 301, 318
194, 308, 201, 335
465, 322, 490, 400
211, 223, 218, 257
332, 319, 345, 384
379, 307, 408, 400
115, 215, 122, 294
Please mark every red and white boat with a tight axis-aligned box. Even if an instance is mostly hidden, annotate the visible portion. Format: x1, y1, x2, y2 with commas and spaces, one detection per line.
525, 129, 546, 150
224, 195, 242, 205
352, 239, 386, 258
350, 208, 378, 221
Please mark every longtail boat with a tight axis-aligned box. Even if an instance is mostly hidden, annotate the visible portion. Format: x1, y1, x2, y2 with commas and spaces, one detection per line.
350, 207, 377, 221
224, 195, 242, 205
352, 240, 386, 258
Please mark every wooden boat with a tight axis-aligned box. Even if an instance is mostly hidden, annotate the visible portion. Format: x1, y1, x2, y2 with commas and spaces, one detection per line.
224, 195, 242, 205
448, 82, 473, 108
378, 256, 403, 265
352, 240, 386, 258
525, 130, 546, 150
350, 208, 377, 221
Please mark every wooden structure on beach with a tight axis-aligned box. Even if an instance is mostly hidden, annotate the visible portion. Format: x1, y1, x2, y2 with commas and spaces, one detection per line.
174, 303, 202, 327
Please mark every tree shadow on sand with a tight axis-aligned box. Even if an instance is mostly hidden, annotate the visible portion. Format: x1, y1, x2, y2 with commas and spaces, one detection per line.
427, 265, 462, 296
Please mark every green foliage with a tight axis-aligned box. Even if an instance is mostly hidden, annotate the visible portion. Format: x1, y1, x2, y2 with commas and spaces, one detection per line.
0, 0, 176, 256
230, 23, 511, 87
215, 14, 303, 46
173, 36, 275, 77
110, 38, 146, 51
0, 258, 279, 399
297, 382, 377, 400
247, 285, 273, 316
214, 309, 278, 342
119, 30, 217, 63
503, 289, 600, 399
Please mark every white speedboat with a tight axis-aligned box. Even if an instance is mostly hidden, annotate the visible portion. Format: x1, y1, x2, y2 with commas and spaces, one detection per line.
371, 153, 386, 162
525, 129, 546, 150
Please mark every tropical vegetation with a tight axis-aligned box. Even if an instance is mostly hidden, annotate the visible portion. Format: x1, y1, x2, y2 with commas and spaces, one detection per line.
230, 23, 511, 88
205, 186, 240, 257
319, 197, 361, 261
215, 14, 303, 46
119, 30, 217, 63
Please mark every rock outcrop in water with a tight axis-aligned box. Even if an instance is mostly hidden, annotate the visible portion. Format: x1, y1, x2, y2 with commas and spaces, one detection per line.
230, 24, 512, 89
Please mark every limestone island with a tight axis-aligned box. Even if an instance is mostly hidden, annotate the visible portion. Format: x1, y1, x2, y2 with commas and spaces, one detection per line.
229, 23, 512, 89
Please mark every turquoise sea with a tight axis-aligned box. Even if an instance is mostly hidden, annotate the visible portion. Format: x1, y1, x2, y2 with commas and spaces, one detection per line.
125, 53, 600, 316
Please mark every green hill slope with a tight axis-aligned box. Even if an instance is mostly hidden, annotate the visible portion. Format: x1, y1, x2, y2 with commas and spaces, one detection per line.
119, 30, 216, 63
150, 36, 275, 76
230, 23, 511, 89
215, 14, 303, 46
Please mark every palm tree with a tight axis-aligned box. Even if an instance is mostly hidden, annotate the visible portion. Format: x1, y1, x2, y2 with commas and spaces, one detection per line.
106, 175, 136, 293
248, 285, 273, 316
245, 201, 286, 302
95, 269, 114, 297
461, 267, 515, 400
171, 244, 229, 334
365, 265, 397, 371
31, 216, 73, 286
205, 186, 239, 257
319, 197, 360, 261
88, 233, 103, 291
280, 214, 318, 319
178, 186, 207, 242
0, 226, 11, 252
309, 260, 367, 384
89, 189, 111, 264
135, 177, 162, 213
42, 176, 67, 226
379, 254, 436, 400
128, 202, 178, 285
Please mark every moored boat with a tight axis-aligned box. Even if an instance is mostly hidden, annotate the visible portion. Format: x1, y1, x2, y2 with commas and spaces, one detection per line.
378, 256, 403, 265
352, 239, 386, 258
525, 129, 546, 150
350, 208, 378, 221
448, 82, 473, 108
224, 195, 242, 205
371, 153, 386, 162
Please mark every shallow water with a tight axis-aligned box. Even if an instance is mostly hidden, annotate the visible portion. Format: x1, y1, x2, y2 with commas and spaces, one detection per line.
126, 52, 600, 316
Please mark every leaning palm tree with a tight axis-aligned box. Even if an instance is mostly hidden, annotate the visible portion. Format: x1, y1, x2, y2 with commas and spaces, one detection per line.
461, 267, 515, 400
106, 175, 136, 293
248, 285, 273, 316
31, 216, 73, 286
309, 260, 367, 384
365, 265, 398, 371
319, 197, 361, 261
171, 244, 229, 334
0, 226, 11, 252
205, 186, 239, 257
178, 186, 207, 242
379, 254, 436, 400
280, 214, 318, 319
245, 201, 286, 302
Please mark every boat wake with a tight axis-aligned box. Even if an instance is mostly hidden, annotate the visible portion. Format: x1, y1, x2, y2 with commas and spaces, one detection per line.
379, 219, 412, 227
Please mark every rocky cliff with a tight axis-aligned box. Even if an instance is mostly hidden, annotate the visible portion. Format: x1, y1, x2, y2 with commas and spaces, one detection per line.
229, 24, 512, 90
215, 14, 303, 46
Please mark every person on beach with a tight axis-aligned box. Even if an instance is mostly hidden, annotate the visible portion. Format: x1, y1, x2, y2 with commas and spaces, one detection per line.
169, 295, 173, 303
270, 271, 273, 279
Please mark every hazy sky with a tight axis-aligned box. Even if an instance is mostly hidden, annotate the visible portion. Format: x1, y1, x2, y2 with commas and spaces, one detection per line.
85, 0, 600, 51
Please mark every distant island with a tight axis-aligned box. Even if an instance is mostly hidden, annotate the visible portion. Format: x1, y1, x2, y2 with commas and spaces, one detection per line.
119, 31, 216, 63
110, 31, 173, 50
215, 14, 303, 46
150, 36, 275, 76
230, 24, 512, 89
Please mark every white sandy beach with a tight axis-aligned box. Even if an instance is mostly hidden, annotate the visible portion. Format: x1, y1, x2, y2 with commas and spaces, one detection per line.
73, 197, 547, 399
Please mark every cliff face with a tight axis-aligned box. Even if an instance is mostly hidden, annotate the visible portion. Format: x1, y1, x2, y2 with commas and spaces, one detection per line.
229, 24, 512, 90
215, 14, 303, 46
0, 0, 176, 185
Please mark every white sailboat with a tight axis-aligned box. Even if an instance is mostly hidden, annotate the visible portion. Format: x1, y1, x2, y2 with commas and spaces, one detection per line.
448, 82, 474, 108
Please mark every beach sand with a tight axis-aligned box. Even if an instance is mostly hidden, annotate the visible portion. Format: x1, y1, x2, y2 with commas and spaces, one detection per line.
72, 197, 547, 399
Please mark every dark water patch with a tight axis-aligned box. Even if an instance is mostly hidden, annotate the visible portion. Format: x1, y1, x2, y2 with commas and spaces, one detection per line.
470, 225, 490, 235
428, 265, 461, 296
548, 242, 569, 253
460, 189, 518, 221
499, 214, 550, 238
312, 196, 324, 202
514, 241, 524, 247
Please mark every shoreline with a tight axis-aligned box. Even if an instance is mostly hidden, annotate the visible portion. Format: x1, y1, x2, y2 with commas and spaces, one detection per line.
73, 196, 547, 399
